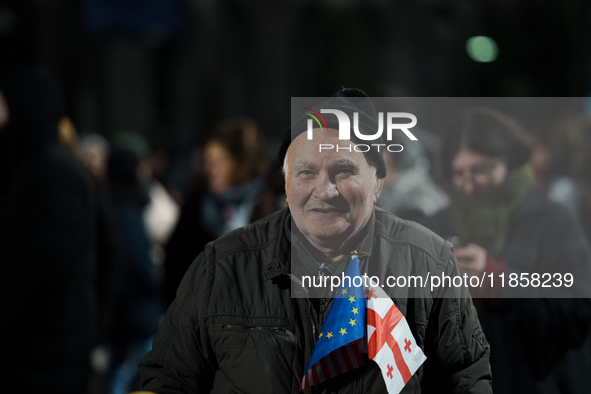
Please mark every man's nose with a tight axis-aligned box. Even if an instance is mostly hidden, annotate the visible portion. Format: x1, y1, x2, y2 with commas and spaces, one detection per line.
313, 172, 339, 200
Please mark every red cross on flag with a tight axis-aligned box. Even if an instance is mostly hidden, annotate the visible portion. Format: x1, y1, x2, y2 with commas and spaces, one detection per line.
366, 285, 426, 394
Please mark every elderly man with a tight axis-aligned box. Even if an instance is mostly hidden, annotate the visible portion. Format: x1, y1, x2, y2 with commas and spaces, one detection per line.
138, 88, 492, 393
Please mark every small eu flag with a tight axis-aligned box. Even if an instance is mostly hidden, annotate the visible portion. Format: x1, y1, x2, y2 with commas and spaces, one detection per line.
299, 255, 366, 390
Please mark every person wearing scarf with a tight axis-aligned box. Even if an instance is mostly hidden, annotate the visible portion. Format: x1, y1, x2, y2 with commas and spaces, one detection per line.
162, 117, 282, 306
447, 163, 535, 285
423, 107, 591, 394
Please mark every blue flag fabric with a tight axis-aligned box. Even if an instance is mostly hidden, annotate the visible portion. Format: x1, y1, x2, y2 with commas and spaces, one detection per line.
300, 256, 366, 389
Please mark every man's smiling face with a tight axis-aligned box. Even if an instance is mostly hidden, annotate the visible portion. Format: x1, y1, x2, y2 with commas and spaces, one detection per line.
285, 128, 383, 251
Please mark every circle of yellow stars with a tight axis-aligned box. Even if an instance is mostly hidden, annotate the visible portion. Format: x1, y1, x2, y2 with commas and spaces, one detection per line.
317, 288, 361, 340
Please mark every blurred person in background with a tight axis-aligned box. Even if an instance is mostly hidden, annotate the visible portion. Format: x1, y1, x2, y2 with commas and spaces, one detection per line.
145, 134, 185, 206
112, 130, 180, 265
79, 133, 111, 180
531, 116, 591, 242
58, 115, 79, 154
575, 120, 591, 242
77, 133, 123, 392
373, 93, 448, 221
377, 132, 448, 222
423, 107, 591, 393
163, 117, 282, 305
0, 66, 98, 393
531, 117, 584, 229
107, 147, 164, 394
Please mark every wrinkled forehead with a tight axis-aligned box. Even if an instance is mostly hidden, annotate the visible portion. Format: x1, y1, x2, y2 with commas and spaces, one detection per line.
288, 128, 370, 170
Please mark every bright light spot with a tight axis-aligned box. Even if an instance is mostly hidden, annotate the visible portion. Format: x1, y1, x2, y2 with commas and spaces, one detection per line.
466, 36, 498, 63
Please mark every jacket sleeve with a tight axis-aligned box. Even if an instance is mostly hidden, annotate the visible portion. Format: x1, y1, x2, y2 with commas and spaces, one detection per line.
427, 243, 493, 394
138, 251, 218, 393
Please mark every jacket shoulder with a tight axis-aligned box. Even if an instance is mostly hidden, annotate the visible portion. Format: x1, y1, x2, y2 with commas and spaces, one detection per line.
374, 207, 453, 267
175, 209, 286, 298
207, 208, 287, 258
514, 186, 573, 225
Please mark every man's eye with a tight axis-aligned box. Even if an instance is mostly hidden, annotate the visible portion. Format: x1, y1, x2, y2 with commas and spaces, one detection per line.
299, 170, 314, 177
334, 169, 354, 179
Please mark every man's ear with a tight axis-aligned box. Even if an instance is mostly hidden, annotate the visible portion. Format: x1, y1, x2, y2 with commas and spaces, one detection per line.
373, 177, 384, 204
285, 172, 291, 205
284, 147, 291, 204
285, 179, 290, 205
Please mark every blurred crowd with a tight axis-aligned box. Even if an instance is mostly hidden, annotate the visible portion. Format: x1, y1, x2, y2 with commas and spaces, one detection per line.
2, 66, 591, 394
0, 65, 287, 394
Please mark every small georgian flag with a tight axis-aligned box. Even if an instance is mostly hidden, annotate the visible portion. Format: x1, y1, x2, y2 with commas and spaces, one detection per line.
366, 284, 427, 394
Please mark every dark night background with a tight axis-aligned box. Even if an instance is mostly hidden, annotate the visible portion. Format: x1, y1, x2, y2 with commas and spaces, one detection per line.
2, 0, 589, 172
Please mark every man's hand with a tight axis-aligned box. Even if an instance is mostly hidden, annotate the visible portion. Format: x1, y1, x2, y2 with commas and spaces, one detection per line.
454, 243, 487, 277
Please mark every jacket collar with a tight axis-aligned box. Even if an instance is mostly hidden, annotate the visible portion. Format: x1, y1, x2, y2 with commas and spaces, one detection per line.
262, 207, 376, 281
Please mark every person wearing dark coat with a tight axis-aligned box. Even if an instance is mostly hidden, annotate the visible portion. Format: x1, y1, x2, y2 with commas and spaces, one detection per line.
421, 107, 591, 394
0, 66, 98, 393
138, 88, 492, 393
163, 117, 282, 306
107, 148, 164, 394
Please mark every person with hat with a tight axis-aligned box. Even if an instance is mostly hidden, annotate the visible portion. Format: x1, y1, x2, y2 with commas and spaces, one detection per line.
138, 88, 492, 393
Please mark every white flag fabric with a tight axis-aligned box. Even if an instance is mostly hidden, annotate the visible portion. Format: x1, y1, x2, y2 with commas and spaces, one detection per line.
365, 285, 427, 394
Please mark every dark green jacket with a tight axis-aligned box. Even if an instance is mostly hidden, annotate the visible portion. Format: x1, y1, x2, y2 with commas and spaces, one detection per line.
138, 207, 492, 393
